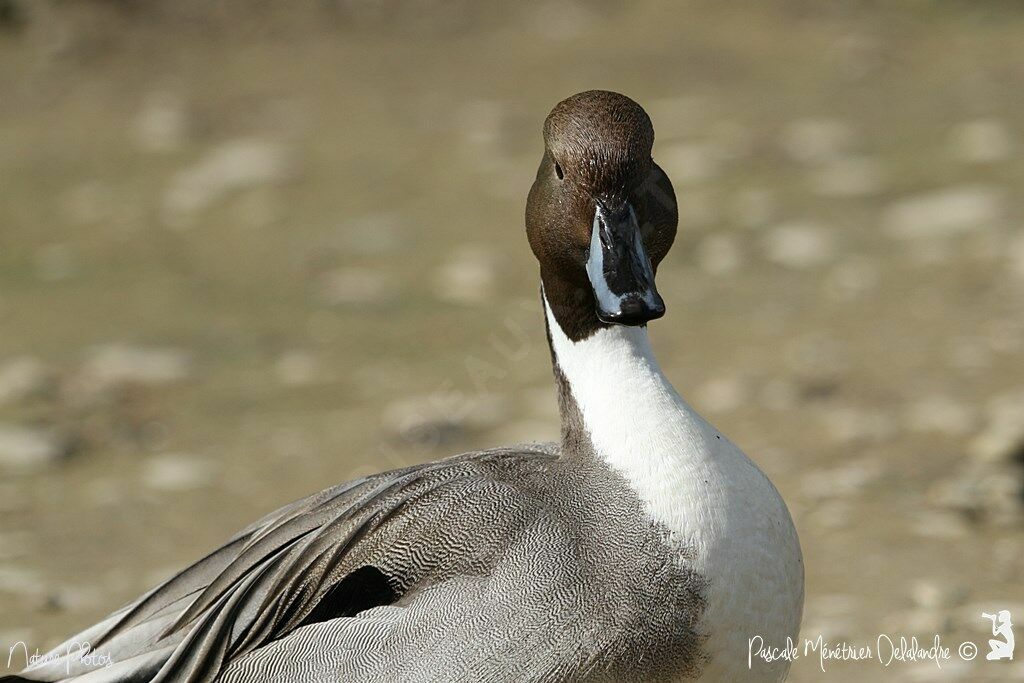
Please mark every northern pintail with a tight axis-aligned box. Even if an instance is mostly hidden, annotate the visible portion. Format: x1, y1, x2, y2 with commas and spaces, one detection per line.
5, 90, 803, 683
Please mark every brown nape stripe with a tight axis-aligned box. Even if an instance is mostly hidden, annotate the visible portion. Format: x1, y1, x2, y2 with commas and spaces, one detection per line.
542, 287, 595, 456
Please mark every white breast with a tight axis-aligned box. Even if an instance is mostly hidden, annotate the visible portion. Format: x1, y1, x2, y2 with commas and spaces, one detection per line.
545, 297, 804, 681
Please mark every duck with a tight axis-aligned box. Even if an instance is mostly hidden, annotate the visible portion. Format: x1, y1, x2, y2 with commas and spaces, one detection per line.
3, 90, 803, 683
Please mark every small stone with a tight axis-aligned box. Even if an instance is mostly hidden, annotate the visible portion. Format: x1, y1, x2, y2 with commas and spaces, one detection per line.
0, 531, 33, 560
820, 407, 896, 444
905, 396, 976, 437
966, 423, 1024, 466
78, 344, 191, 393
0, 357, 51, 406
268, 427, 310, 460
732, 188, 775, 228
945, 336, 992, 373
432, 245, 497, 305
33, 243, 80, 282
984, 318, 1024, 355
318, 267, 395, 307
0, 425, 72, 471
929, 467, 1022, 524
84, 477, 122, 508
490, 419, 559, 446
949, 119, 1013, 164
162, 138, 297, 228
708, 120, 753, 161
798, 380, 840, 403
532, 1, 596, 42
810, 157, 884, 197
785, 333, 848, 377
823, 256, 880, 301
678, 189, 719, 228
229, 188, 285, 230
258, 98, 311, 140
60, 181, 114, 227
759, 379, 798, 412
695, 233, 741, 275
644, 96, 710, 140
39, 585, 102, 614
779, 118, 855, 165
1008, 232, 1024, 280
968, 389, 1024, 463
762, 222, 834, 269
834, 33, 883, 80
521, 386, 560, 421
0, 483, 29, 513
695, 376, 748, 414
884, 607, 949, 635
910, 579, 966, 609
659, 141, 723, 183
383, 392, 510, 446
274, 350, 320, 387
305, 310, 345, 345
992, 538, 1024, 579
457, 99, 505, 148
132, 90, 190, 153
140, 454, 215, 492
882, 185, 1006, 240
800, 457, 883, 499
801, 594, 858, 642
910, 510, 972, 538
909, 239, 954, 267
456, 393, 511, 431
925, 475, 970, 511
963, 227, 1003, 263
807, 593, 860, 616
0, 565, 44, 596
337, 213, 404, 256
806, 500, 853, 529
384, 409, 464, 448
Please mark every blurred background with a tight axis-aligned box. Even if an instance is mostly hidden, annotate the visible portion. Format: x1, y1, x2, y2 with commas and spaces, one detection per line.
1, 1, 1023, 680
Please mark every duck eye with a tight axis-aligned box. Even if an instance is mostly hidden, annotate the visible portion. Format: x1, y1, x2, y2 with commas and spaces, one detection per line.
554, 161, 564, 180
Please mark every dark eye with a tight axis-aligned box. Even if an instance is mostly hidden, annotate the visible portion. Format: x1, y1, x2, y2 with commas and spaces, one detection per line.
554, 161, 564, 180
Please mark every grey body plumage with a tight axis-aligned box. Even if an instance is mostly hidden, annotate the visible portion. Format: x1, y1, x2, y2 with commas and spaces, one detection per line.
11, 445, 705, 682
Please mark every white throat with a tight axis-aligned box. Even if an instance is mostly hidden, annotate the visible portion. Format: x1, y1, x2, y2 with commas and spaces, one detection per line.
543, 294, 721, 538
543, 293, 804, 682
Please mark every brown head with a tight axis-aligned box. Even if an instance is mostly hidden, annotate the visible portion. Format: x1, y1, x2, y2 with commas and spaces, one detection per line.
527, 90, 678, 341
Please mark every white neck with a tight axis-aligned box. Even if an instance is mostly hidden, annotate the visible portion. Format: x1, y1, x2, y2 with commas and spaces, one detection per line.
543, 293, 804, 682
543, 295, 721, 539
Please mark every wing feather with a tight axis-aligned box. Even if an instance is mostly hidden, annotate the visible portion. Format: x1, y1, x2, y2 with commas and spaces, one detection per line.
10, 445, 559, 682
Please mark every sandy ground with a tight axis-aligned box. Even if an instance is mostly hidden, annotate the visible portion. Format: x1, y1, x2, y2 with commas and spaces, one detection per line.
1, 1, 1023, 681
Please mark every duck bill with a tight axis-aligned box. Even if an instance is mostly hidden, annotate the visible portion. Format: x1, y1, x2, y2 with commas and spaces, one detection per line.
585, 200, 666, 326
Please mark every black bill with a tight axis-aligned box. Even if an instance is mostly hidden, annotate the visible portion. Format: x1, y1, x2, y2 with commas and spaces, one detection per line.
585, 200, 665, 326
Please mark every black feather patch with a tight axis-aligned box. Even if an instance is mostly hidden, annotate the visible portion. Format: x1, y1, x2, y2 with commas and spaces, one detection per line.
296, 566, 399, 628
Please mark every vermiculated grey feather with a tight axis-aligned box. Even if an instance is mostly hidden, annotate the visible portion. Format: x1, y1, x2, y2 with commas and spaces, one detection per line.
9, 446, 706, 682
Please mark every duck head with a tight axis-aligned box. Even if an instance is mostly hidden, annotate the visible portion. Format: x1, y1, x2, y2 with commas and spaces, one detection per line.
527, 90, 678, 342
